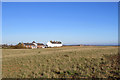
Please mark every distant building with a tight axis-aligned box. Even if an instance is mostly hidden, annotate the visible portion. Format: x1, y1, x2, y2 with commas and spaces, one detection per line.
80, 44, 84, 46
47, 41, 62, 47
23, 41, 44, 49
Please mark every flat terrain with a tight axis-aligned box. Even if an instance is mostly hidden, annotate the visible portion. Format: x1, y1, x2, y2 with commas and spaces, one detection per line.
2, 46, 120, 78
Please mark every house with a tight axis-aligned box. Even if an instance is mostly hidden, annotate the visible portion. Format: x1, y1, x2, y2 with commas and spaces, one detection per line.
37, 43, 44, 48
23, 41, 44, 49
47, 41, 62, 47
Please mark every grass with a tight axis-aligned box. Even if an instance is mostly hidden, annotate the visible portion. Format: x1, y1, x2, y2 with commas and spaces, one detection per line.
2, 46, 120, 78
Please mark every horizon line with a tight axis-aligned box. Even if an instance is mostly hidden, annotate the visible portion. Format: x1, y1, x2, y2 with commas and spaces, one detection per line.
0, 42, 120, 46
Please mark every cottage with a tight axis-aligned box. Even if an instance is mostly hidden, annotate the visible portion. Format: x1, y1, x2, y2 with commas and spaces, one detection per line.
37, 43, 44, 48
47, 41, 62, 47
23, 41, 44, 49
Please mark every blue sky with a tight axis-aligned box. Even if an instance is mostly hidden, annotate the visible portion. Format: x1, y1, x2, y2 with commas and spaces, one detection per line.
2, 2, 118, 45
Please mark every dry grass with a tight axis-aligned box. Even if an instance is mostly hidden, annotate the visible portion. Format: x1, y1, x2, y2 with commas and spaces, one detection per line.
2, 46, 120, 78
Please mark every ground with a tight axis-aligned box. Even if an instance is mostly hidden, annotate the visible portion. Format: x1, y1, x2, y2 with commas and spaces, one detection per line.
2, 46, 120, 78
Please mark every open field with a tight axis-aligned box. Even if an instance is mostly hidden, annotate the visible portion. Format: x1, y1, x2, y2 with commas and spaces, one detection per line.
2, 46, 120, 78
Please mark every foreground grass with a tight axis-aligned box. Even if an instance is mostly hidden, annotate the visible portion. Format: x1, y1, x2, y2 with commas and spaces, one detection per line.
2, 46, 120, 78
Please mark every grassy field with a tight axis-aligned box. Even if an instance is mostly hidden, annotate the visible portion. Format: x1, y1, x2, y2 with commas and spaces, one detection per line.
2, 46, 120, 78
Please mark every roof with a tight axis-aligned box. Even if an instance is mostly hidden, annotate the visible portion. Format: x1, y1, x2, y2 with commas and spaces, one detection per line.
32, 41, 36, 43
50, 41, 62, 44
24, 43, 35, 46
37, 43, 44, 45
24, 42, 44, 46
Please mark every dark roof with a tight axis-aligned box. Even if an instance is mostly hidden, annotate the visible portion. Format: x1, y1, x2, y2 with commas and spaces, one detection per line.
23, 41, 44, 46
24, 43, 35, 46
32, 41, 36, 43
50, 41, 62, 44
37, 43, 44, 45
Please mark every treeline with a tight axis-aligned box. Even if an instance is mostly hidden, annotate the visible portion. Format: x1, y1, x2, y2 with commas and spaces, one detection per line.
2, 43, 28, 49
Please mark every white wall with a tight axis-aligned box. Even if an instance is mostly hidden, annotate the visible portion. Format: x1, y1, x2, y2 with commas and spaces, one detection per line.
47, 42, 62, 47
33, 43, 37, 48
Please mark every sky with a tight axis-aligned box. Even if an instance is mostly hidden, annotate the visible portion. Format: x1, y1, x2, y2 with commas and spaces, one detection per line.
2, 2, 118, 45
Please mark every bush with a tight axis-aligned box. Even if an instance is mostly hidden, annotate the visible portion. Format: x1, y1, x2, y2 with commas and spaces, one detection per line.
14, 43, 27, 49
2, 43, 27, 49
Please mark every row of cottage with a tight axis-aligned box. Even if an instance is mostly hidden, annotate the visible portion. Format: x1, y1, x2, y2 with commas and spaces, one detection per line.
23, 41, 62, 49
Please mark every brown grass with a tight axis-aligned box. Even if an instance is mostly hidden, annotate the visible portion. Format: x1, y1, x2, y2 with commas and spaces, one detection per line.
2, 46, 120, 78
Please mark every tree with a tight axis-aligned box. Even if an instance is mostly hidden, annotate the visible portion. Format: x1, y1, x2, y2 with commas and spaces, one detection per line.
15, 42, 26, 49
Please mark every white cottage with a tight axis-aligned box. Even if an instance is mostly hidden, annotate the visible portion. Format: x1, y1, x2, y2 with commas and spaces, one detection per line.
47, 41, 62, 47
